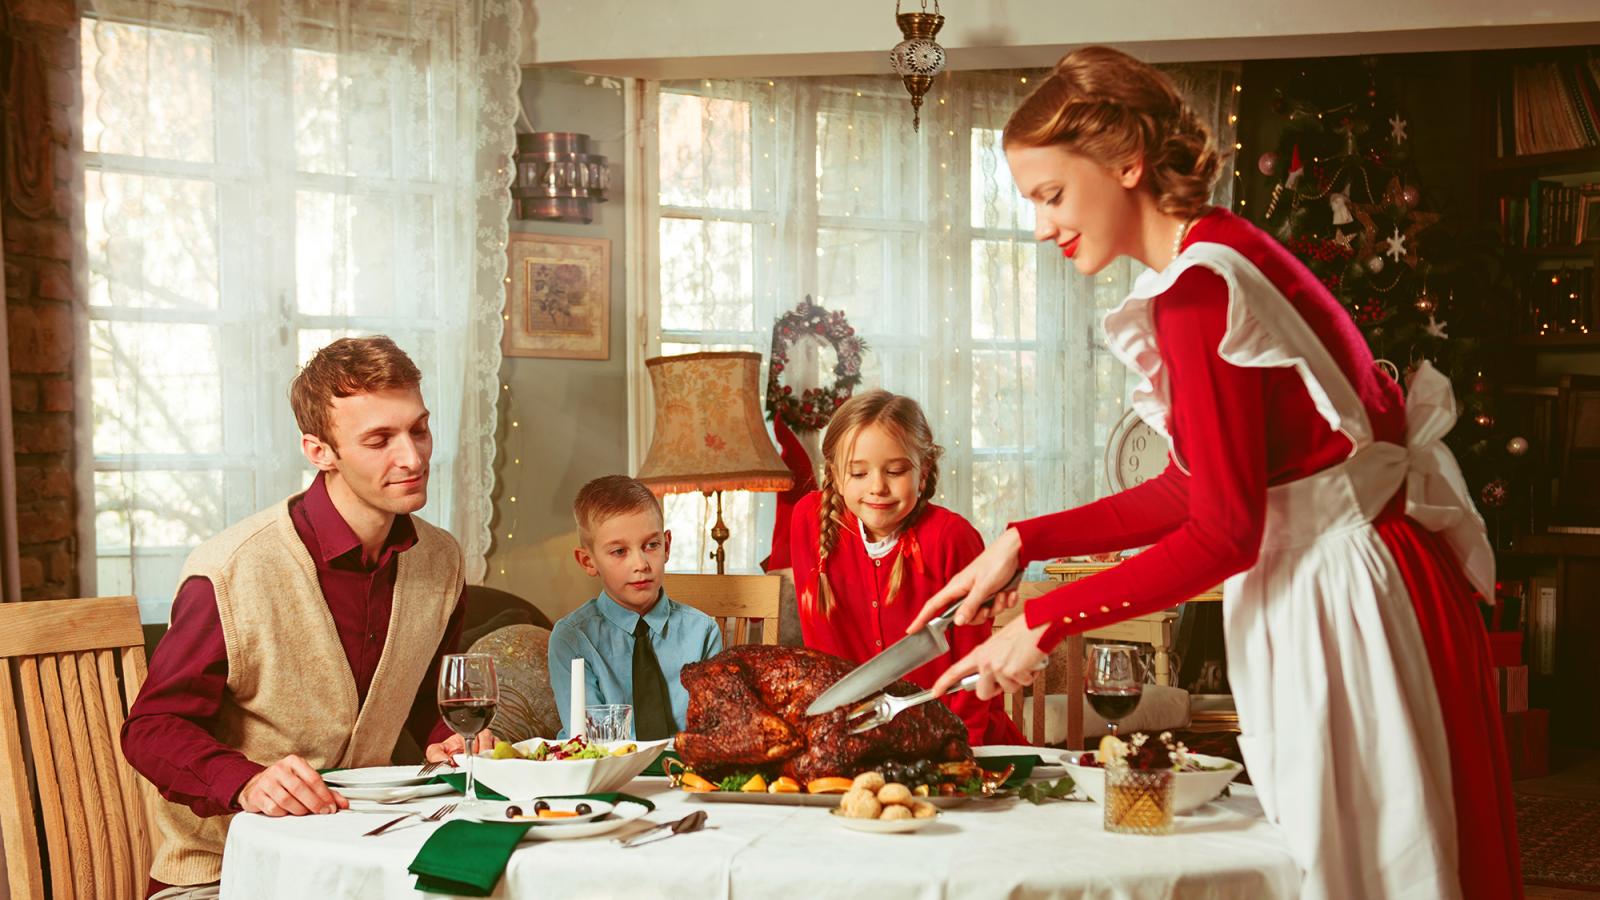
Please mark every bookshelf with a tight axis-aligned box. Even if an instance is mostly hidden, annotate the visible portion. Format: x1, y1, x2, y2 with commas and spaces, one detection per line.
1474, 47, 1600, 747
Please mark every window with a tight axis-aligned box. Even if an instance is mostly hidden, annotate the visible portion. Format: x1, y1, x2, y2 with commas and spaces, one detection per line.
649, 76, 1146, 573
82, 11, 492, 620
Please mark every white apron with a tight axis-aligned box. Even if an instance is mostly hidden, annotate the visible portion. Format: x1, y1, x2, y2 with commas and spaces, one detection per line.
1104, 242, 1495, 900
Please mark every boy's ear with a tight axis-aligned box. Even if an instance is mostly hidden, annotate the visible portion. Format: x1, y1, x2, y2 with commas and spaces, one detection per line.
662, 529, 672, 561
573, 545, 600, 577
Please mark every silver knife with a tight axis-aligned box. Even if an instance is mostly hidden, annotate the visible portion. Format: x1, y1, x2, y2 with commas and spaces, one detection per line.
805, 579, 1015, 717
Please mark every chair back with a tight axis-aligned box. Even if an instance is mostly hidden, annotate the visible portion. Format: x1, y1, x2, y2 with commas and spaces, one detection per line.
662, 574, 782, 648
995, 583, 1086, 749
0, 595, 162, 900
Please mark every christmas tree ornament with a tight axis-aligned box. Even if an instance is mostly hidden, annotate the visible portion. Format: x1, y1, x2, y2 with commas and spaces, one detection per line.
1413, 290, 1436, 314
1257, 151, 1281, 176
1424, 314, 1449, 340
1383, 227, 1409, 262
1479, 479, 1509, 509
1332, 230, 1357, 251
1389, 113, 1409, 144
1473, 412, 1495, 429
1329, 192, 1354, 225
888, 0, 946, 131
1506, 436, 1529, 457
1367, 256, 1385, 274
1401, 185, 1421, 209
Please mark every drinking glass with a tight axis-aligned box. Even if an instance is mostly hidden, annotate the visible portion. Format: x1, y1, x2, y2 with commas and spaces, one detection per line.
438, 653, 498, 803
1087, 643, 1143, 739
585, 704, 634, 743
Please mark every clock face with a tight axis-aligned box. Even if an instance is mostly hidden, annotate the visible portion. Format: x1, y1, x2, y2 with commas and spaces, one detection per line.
1104, 410, 1170, 493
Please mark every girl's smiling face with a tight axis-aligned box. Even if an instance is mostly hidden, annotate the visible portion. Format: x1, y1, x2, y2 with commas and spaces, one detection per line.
837, 422, 925, 542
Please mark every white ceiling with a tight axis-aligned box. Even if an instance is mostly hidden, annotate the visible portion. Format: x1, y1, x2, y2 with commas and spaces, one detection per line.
520, 0, 1600, 78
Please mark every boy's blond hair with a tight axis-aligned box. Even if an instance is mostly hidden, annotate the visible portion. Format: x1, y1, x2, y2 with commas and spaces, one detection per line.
574, 475, 664, 547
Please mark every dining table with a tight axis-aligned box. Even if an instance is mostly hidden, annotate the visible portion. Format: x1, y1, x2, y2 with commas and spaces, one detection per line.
218, 770, 1300, 899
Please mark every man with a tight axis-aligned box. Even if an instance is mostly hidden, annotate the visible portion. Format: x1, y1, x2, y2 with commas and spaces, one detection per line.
122, 336, 491, 899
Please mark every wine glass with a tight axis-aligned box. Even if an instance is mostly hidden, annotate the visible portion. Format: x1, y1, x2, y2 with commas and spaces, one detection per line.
1087, 643, 1143, 739
438, 653, 498, 805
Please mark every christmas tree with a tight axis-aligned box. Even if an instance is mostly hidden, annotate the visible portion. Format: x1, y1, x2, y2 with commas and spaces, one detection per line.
1249, 58, 1529, 528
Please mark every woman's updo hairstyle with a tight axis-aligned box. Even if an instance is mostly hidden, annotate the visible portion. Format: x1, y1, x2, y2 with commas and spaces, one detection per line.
1003, 45, 1221, 218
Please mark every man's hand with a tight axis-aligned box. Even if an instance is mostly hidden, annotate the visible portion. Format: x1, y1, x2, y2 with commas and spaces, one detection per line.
425, 729, 497, 764
237, 754, 347, 816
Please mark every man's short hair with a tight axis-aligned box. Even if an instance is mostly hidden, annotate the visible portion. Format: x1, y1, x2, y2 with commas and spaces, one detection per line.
574, 475, 663, 547
290, 336, 422, 446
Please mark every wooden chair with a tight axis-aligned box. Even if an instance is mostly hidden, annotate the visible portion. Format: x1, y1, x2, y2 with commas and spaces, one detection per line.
0, 596, 163, 900
995, 582, 1085, 750
662, 574, 782, 648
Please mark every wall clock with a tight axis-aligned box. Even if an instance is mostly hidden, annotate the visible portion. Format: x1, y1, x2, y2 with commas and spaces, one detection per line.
1103, 409, 1171, 493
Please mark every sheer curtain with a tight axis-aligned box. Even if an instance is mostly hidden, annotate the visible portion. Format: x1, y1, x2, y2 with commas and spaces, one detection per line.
78, 0, 520, 620
646, 65, 1238, 571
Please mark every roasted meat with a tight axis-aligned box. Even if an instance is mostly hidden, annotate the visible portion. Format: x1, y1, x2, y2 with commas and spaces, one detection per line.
675, 644, 971, 783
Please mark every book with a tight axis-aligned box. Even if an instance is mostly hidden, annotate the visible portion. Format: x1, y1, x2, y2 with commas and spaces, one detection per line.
1528, 575, 1557, 676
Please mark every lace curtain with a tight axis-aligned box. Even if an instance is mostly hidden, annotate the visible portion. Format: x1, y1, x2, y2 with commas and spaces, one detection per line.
647, 64, 1238, 571
78, 0, 520, 620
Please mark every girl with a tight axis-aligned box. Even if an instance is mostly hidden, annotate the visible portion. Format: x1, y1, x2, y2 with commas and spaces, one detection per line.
911, 46, 1518, 900
792, 389, 1026, 746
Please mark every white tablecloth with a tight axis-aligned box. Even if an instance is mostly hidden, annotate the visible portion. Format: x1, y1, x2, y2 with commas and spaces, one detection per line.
220, 778, 1300, 899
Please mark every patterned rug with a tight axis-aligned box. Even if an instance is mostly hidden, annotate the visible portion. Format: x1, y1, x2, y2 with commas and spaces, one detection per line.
1516, 792, 1600, 890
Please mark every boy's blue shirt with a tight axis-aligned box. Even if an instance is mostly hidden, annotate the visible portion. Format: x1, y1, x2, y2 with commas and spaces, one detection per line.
547, 588, 723, 738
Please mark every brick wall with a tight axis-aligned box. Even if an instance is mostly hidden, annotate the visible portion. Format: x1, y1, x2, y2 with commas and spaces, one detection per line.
4, 0, 82, 600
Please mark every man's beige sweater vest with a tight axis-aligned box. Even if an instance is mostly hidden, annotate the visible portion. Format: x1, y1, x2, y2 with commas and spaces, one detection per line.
150, 494, 463, 886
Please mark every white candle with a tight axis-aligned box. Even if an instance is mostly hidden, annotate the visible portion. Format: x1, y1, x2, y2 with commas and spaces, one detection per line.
570, 658, 586, 738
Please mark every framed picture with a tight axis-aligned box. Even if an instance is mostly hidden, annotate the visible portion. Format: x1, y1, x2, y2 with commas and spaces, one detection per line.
1579, 190, 1600, 245
503, 233, 611, 359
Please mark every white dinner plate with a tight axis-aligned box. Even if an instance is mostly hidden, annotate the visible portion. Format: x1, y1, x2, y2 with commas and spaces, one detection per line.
323, 766, 434, 789
972, 745, 1065, 774
470, 798, 616, 825
829, 808, 941, 834
465, 799, 651, 842
339, 782, 455, 803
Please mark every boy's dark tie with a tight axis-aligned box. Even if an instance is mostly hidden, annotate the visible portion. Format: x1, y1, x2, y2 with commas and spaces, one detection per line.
632, 616, 676, 739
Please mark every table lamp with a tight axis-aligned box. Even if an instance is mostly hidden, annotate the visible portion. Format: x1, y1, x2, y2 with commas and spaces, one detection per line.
635, 352, 794, 573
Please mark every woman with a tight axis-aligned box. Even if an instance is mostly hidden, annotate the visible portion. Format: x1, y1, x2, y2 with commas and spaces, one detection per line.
909, 46, 1519, 900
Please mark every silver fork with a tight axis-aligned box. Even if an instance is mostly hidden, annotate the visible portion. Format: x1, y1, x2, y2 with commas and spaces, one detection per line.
846, 675, 980, 734
415, 759, 451, 778
362, 802, 458, 837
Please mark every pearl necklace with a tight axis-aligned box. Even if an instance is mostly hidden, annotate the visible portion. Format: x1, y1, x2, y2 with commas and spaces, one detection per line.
1171, 215, 1195, 265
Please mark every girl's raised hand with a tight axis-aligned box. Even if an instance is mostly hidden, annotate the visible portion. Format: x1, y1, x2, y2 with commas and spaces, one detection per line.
907, 527, 1025, 633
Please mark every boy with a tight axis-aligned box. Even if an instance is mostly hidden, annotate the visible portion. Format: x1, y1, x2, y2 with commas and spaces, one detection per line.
547, 475, 723, 739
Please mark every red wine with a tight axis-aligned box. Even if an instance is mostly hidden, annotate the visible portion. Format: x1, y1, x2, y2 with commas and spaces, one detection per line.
1087, 688, 1141, 721
440, 699, 496, 735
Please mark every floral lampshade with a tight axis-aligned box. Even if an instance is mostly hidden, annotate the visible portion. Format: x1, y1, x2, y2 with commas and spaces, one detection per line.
636, 352, 794, 495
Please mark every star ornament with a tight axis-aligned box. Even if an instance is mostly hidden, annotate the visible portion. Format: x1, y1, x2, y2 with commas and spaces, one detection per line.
1332, 229, 1356, 250
1424, 314, 1448, 339
1389, 113, 1409, 144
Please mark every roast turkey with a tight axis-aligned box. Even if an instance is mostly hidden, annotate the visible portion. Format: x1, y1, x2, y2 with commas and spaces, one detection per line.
674, 644, 971, 783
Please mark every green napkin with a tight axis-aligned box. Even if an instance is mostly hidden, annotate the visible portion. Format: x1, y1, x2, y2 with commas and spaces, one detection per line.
978, 754, 1043, 788
641, 750, 680, 778
435, 772, 507, 800
408, 792, 658, 896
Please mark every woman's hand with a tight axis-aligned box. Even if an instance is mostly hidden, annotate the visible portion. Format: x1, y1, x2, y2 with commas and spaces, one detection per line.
929, 615, 1051, 701
907, 527, 1025, 632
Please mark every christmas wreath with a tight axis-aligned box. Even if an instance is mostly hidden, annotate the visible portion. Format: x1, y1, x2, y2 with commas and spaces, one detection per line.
765, 295, 867, 432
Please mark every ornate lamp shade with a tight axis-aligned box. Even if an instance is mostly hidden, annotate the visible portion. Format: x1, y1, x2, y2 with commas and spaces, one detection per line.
513, 132, 610, 224
636, 352, 794, 495
888, 1, 946, 131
